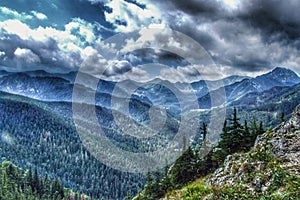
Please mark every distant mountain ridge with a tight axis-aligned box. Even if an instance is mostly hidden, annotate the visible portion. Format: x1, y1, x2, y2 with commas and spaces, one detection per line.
0, 67, 299, 111
197, 67, 300, 108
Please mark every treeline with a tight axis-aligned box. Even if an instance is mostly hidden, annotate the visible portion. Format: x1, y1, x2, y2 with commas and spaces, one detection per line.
0, 160, 91, 200
134, 108, 265, 200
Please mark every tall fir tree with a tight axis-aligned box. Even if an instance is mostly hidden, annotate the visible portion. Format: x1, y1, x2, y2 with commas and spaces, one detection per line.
242, 120, 252, 151
32, 168, 40, 194
227, 107, 244, 153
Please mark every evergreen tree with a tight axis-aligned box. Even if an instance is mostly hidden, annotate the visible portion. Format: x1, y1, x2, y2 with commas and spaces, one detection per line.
281, 112, 285, 123
258, 121, 265, 135
43, 173, 50, 195
146, 168, 152, 184
243, 120, 252, 151
0, 160, 84, 199
7, 163, 15, 180
227, 107, 244, 152
171, 146, 196, 187
200, 122, 208, 152
1, 170, 8, 195
212, 120, 229, 165
161, 159, 172, 192
27, 167, 33, 191
124, 190, 132, 200
182, 135, 187, 153
51, 177, 64, 199
251, 119, 258, 137
32, 168, 40, 194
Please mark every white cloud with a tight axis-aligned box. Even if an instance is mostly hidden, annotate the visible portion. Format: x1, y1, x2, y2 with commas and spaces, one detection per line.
31, 11, 48, 20
123, 53, 142, 63
218, 0, 241, 10
65, 18, 98, 44
0, 18, 100, 52
0, 7, 48, 21
103, 0, 165, 32
0, 6, 33, 21
14, 47, 41, 64
0, 18, 107, 72
104, 60, 132, 76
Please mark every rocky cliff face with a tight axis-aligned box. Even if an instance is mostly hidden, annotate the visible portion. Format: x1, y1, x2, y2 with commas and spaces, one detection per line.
258, 105, 300, 173
206, 105, 300, 198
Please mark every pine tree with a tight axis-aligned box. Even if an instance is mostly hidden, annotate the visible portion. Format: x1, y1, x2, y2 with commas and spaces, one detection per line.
242, 120, 252, 151
200, 122, 208, 151
27, 167, 33, 191
146, 168, 153, 184
74, 192, 80, 200
258, 121, 265, 135
218, 120, 229, 151
182, 135, 187, 153
214, 108, 244, 164
7, 163, 15, 180
212, 120, 229, 165
227, 107, 244, 152
1, 170, 8, 195
32, 168, 40, 194
43, 173, 50, 196
171, 146, 196, 187
281, 112, 285, 123
251, 119, 258, 140
161, 159, 171, 192
51, 177, 64, 199
124, 190, 132, 200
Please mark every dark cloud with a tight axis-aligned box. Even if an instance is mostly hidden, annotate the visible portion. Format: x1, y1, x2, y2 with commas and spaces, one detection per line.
129, 49, 187, 67
237, 0, 300, 41
0, 28, 82, 73
162, 0, 220, 15
150, 0, 300, 75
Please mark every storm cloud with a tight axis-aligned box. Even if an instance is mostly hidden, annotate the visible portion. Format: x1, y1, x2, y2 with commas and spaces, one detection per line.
0, 0, 299, 82
147, 0, 300, 76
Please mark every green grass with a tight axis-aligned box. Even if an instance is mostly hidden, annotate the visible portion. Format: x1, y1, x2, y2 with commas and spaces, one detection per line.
182, 183, 212, 200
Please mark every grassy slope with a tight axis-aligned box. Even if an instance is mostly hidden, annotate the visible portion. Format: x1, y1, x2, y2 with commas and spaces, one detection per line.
161, 116, 300, 200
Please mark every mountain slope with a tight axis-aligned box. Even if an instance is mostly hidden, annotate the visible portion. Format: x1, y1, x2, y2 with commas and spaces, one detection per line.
197, 67, 300, 108
0, 160, 90, 199
162, 104, 300, 199
0, 91, 145, 199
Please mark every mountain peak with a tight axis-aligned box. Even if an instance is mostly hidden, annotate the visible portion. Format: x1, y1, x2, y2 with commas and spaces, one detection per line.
269, 66, 296, 75
256, 67, 300, 87
271, 66, 295, 74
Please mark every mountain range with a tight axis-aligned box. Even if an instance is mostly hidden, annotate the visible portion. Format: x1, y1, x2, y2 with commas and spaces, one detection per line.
0, 67, 299, 107
0, 66, 300, 199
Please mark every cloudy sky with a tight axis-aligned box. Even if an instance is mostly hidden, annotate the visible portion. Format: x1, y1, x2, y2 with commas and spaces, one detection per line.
0, 0, 299, 82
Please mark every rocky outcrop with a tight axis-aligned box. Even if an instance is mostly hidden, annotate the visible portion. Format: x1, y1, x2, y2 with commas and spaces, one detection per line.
207, 105, 300, 195
160, 105, 300, 199
256, 105, 300, 175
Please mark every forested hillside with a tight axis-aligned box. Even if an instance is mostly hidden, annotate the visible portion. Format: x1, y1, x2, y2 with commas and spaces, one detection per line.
0, 91, 145, 199
133, 108, 266, 199
134, 105, 300, 200
0, 160, 91, 199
